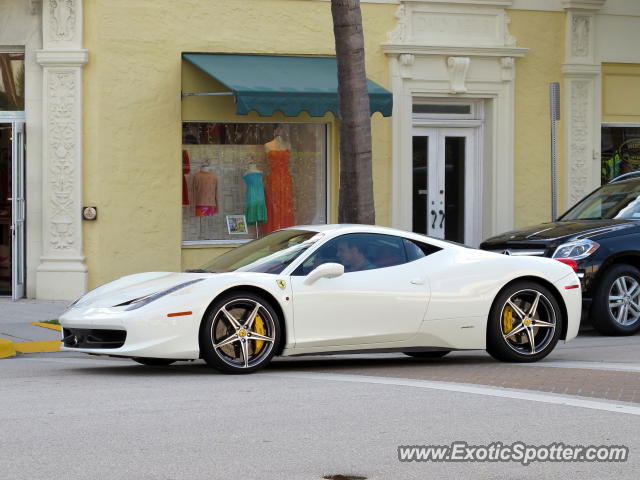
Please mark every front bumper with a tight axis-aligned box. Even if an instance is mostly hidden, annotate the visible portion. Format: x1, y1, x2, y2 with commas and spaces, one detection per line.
59, 304, 203, 360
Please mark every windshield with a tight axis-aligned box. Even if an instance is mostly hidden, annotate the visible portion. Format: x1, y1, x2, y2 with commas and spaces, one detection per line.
201, 229, 323, 274
560, 181, 640, 221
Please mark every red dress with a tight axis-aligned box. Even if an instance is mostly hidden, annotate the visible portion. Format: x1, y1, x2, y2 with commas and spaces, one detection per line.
265, 149, 294, 233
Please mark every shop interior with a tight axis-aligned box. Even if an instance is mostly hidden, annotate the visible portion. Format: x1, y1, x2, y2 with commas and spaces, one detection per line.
0, 124, 11, 296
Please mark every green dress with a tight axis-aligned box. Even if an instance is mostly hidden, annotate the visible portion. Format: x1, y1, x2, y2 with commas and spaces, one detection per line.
243, 171, 267, 224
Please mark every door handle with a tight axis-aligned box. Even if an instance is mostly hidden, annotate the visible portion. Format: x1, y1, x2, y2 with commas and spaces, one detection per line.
431, 210, 437, 229
410, 277, 425, 285
438, 210, 445, 228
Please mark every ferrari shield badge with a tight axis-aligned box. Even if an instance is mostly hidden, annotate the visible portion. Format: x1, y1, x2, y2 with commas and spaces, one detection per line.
276, 279, 286, 290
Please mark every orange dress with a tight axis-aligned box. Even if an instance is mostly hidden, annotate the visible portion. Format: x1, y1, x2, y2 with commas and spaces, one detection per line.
265, 149, 294, 233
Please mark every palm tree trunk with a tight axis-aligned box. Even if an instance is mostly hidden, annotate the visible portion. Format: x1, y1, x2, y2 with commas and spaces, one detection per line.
331, 0, 375, 224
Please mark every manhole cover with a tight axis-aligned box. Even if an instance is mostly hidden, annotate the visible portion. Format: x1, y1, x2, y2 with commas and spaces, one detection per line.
323, 475, 367, 480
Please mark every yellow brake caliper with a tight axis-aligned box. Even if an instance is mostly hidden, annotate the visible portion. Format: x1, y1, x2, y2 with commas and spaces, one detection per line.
503, 306, 513, 334
253, 314, 266, 354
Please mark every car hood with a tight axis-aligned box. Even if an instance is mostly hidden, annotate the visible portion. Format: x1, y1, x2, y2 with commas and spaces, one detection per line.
482, 219, 640, 246
70, 271, 213, 309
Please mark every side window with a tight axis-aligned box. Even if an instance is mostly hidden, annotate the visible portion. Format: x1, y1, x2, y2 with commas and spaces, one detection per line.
403, 238, 442, 262
293, 233, 408, 275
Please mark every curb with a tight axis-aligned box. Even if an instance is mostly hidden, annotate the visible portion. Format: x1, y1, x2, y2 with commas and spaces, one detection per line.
30, 322, 62, 332
15, 341, 60, 353
1, 322, 62, 358
0, 337, 16, 359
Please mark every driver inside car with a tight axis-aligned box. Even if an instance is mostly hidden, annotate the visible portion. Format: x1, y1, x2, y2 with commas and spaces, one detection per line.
336, 237, 375, 273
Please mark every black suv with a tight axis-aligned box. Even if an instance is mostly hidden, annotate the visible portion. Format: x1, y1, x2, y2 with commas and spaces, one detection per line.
480, 174, 640, 335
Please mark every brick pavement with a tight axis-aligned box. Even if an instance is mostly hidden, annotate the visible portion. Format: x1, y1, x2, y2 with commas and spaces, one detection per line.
271, 355, 640, 404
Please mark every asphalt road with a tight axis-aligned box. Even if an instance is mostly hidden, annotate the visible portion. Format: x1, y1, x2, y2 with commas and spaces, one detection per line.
2, 333, 640, 480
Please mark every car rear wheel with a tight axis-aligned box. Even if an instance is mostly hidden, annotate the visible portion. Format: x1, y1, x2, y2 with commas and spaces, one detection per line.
486, 281, 563, 363
590, 264, 640, 335
132, 358, 176, 366
403, 351, 450, 359
200, 292, 280, 374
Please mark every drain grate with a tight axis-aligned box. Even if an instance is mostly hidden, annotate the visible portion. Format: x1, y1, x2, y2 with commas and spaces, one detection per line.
323, 475, 367, 480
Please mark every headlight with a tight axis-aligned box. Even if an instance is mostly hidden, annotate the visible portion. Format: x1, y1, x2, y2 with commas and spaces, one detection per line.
121, 279, 204, 311
552, 239, 599, 260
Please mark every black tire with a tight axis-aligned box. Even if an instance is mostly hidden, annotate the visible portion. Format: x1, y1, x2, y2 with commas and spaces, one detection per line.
403, 351, 451, 359
200, 291, 281, 374
132, 358, 176, 366
589, 264, 640, 336
486, 281, 563, 363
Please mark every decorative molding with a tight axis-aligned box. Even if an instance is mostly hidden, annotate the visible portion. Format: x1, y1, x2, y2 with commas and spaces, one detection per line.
571, 14, 591, 58
402, 0, 512, 5
561, 63, 600, 76
399, 53, 415, 79
49, 0, 76, 42
388, 5, 408, 43
500, 56, 515, 81
562, 0, 606, 11
36, 49, 89, 67
504, 14, 516, 47
46, 70, 77, 251
447, 57, 470, 93
567, 80, 592, 205
383, 44, 528, 58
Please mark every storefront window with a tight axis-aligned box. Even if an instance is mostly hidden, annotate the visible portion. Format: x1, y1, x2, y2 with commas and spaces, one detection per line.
0, 53, 25, 111
601, 126, 640, 183
181, 122, 327, 243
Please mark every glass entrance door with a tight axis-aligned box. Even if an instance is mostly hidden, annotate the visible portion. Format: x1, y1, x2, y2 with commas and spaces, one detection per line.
0, 122, 25, 298
0, 124, 12, 296
412, 127, 477, 245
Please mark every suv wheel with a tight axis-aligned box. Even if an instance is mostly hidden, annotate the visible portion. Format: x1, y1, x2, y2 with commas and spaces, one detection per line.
590, 264, 640, 335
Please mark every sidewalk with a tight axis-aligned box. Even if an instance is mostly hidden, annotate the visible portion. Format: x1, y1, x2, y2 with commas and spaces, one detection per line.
0, 298, 69, 358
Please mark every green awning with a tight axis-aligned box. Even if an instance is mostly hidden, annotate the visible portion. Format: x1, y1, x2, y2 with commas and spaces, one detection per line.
182, 53, 392, 117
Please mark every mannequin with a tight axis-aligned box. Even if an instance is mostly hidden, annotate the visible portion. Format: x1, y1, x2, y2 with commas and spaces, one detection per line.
243, 156, 267, 226
264, 126, 294, 232
193, 161, 218, 217
246, 162, 260, 174
264, 125, 291, 153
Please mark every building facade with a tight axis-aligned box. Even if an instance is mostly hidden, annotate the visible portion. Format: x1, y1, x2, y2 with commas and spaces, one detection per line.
1, 0, 640, 300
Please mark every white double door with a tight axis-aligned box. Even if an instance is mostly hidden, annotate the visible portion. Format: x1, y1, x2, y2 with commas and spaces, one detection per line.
412, 127, 480, 246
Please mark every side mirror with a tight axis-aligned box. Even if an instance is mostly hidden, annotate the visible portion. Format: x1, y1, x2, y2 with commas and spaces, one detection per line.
303, 262, 344, 285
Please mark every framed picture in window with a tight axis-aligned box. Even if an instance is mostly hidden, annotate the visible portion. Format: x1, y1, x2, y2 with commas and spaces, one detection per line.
226, 215, 248, 235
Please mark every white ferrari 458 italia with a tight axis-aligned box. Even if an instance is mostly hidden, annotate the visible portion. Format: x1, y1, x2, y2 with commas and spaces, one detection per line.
59, 225, 582, 373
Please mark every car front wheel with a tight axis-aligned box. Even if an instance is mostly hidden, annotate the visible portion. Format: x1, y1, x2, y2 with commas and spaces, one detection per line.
590, 264, 640, 335
200, 292, 280, 374
486, 281, 563, 363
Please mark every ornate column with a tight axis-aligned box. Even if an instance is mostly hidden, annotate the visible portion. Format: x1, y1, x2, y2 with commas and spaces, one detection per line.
35, 0, 88, 300
562, 0, 605, 208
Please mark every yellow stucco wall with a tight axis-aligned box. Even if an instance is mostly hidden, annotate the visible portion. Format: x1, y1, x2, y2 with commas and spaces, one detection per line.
508, 9, 566, 228
83, 0, 394, 287
602, 63, 640, 123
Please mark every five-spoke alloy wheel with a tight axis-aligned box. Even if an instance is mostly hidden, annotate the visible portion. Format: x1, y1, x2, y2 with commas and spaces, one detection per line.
487, 282, 563, 362
590, 264, 640, 335
200, 292, 281, 373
